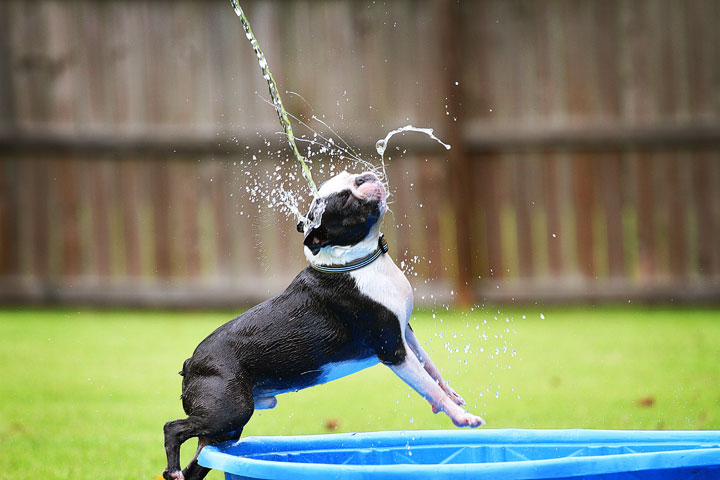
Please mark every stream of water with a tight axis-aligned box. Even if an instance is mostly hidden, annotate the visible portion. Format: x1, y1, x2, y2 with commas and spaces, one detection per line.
375, 125, 451, 185
228, 1, 519, 417
229, 0, 453, 222
229, 0, 318, 198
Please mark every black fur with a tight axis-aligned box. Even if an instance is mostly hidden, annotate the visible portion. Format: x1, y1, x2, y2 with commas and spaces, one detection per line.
183, 268, 405, 403
163, 179, 400, 480
163, 270, 406, 480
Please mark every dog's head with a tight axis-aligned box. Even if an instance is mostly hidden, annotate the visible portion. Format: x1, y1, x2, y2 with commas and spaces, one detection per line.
300, 171, 387, 260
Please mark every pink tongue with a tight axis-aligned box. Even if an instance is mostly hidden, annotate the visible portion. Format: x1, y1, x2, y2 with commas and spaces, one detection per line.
358, 181, 385, 198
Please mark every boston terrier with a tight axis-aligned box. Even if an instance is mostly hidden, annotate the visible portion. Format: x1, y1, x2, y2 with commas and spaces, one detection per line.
162, 171, 485, 480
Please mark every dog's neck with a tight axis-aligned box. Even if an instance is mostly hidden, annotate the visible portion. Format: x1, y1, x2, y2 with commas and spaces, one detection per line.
305, 224, 382, 266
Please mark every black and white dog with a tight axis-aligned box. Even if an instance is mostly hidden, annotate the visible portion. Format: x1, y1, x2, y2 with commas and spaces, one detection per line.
162, 171, 484, 480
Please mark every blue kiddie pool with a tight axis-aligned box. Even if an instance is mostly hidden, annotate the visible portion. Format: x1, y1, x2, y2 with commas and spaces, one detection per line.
198, 429, 720, 479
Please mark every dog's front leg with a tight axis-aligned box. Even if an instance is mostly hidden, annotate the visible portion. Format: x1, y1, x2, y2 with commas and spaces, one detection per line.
390, 348, 485, 427
405, 326, 466, 411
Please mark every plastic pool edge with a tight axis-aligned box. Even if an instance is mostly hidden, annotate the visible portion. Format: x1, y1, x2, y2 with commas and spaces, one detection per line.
198, 428, 720, 480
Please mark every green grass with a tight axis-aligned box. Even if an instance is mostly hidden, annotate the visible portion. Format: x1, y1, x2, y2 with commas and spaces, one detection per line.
1, 306, 719, 479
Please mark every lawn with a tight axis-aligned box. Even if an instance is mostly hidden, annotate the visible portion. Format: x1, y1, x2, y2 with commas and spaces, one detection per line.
1, 306, 719, 479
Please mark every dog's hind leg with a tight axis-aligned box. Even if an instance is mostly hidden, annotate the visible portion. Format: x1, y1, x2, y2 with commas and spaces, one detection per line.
179, 437, 213, 480
163, 416, 205, 480
163, 376, 255, 480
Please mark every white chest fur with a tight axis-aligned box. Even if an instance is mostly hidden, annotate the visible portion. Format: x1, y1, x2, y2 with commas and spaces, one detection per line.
349, 254, 414, 329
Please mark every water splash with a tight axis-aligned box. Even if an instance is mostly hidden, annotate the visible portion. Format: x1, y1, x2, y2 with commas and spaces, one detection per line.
375, 125, 451, 183
229, 0, 318, 197
223, 5, 520, 415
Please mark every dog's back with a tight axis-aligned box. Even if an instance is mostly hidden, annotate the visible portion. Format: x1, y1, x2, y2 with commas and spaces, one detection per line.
181, 265, 404, 409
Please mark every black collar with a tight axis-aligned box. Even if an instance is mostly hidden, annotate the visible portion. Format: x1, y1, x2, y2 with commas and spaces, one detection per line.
310, 235, 389, 274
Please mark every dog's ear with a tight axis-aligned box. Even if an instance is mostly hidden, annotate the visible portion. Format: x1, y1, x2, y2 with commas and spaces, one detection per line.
303, 226, 328, 255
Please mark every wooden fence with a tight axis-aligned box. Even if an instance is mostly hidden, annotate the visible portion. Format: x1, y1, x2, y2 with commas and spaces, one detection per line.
1, 0, 719, 307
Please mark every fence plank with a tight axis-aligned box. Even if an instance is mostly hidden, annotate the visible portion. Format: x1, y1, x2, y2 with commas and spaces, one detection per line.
573, 154, 595, 277
541, 153, 563, 276
388, 155, 412, 271
593, 0, 621, 118
478, 154, 503, 280
620, 0, 653, 122
58, 158, 81, 277
693, 152, 719, 276
28, 158, 49, 278
0, 1, 16, 128
635, 153, 656, 279
664, 153, 687, 278
151, 157, 172, 279
601, 153, 626, 277
420, 158, 443, 281
685, 0, 716, 117
0, 159, 19, 276
514, 154, 534, 278
206, 159, 229, 276
178, 160, 201, 277
90, 159, 111, 277
118, 157, 141, 277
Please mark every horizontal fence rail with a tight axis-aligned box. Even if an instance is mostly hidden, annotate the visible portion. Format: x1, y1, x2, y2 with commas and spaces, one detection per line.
1, 0, 719, 307
3, 121, 720, 154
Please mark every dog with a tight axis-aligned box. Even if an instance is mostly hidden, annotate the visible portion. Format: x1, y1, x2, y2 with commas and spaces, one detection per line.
162, 171, 485, 480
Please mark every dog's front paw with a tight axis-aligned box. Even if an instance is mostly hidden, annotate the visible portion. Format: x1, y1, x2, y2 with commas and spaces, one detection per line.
442, 384, 466, 407
451, 412, 485, 428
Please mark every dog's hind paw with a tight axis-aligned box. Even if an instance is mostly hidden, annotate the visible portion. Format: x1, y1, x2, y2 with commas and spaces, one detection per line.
162, 469, 184, 480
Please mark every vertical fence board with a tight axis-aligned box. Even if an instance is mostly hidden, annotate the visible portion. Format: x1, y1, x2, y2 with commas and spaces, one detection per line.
602, 153, 626, 278
542, 154, 563, 276
46, 1, 76, 127
666, 154, 687, 278
179, 161, 201, 277
0, 1, 16, 127
420, 158, 444, 282
636, 153, 656, 279
693, 153, 719, 276
479, 155, 503, 280
13, 1, 50, 126
119, 157, 141, 277
90, 159, 111, 277
572, 155, 595, 277
593, 1, 621, 118
388, 156, 412, 268
58, 159, 81, 277
0, 159, 20, 276
31, 159, 50, 279
514, 154, 534, 278
208, 160, 230, 277
151, 157, 172, 279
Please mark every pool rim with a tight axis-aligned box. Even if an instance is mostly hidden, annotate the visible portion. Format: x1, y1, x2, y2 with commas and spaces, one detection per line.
198, 428, 720, 479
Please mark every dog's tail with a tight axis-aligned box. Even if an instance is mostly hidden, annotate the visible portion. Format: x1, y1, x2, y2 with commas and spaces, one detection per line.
178, 358, 190, 376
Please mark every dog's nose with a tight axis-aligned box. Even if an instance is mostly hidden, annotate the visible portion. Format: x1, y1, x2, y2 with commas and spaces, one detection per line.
355, 173, 376, 187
